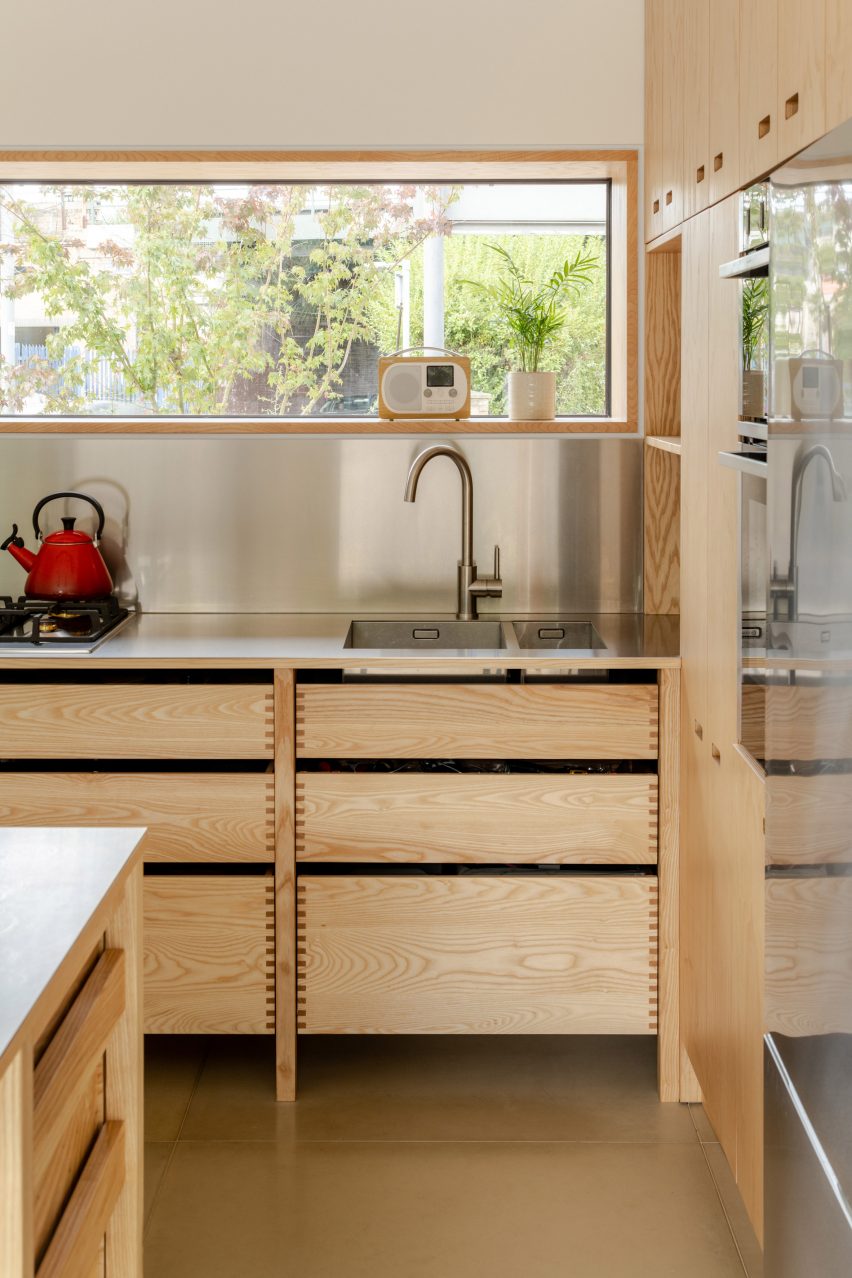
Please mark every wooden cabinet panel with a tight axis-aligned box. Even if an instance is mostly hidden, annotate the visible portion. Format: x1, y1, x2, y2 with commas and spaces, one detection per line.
296, 683, 659, 761
778, 0, 826, 160
826, 0, 852, 130
767, 773, 852, 864
766, 875, 852, 1037
708, 0, 741, 202
683, 0, 711, 219
296, 772, 658, 865
37, 1120, 124, 1278
740, 0, 780, 184
298, 874, 658, 1035
143, 875, 274, 1034
0, 683, 273, 760
0, 771, 274, 862
645, 0, 666, 240
766, 684, 852, 761
661, 0, 686, 230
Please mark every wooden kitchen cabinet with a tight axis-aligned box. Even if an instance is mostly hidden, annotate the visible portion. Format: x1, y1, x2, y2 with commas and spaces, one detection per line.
298, 874, 659, 1036
826, 0, 852, 130
645, 0, 665, 240
682, 0, 711, 220
777, 0, 825, 163
707, 0, 741, 203
739, 0, 780, 184
661, 0, 686, 232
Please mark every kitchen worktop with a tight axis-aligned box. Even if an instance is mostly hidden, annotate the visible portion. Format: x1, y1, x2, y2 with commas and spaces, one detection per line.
0, 611, 680, 669
0, 827, 145, 1070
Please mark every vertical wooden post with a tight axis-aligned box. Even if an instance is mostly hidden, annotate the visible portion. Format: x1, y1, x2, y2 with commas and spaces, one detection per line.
274, 670, 297, 1102
0, 1045, 34, 1278
657, 667, 681, 1101
104, 863, 143, 1278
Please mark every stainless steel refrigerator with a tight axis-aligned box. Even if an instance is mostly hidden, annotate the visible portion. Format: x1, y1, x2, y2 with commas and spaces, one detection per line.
765, 117, 852, 1274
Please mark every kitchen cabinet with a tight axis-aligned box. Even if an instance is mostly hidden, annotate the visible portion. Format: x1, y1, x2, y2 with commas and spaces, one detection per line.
683, 0, 711, 220
645, 0, 665, 240
777, 0, 826, 163
661, 0, 685, 232
739, 0, 780, 184
678, 196, 766, 1239
826, 0, 852, 130
0, 830, 144, 1278
707, 0, 741, 204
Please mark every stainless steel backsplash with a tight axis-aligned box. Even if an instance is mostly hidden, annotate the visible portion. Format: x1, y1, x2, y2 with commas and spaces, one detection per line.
0, 437, 642, 614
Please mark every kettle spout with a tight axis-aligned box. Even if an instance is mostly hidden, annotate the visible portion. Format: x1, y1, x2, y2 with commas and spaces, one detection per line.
0, 525, 35, 572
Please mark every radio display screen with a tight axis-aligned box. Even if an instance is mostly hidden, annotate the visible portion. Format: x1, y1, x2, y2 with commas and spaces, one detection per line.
426, 364, 454, 388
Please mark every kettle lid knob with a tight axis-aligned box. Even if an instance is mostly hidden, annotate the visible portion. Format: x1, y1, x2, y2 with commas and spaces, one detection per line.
61, 517, 76, 531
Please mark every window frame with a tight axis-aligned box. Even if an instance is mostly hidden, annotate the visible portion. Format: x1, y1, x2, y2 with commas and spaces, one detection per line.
0, 150, 637, 435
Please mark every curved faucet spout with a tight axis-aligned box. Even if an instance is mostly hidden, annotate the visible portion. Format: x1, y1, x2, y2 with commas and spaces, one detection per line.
404, 444, 474, 569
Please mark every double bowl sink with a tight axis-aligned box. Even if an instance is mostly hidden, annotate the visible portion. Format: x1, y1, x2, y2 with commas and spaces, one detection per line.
345, 618, 605, 652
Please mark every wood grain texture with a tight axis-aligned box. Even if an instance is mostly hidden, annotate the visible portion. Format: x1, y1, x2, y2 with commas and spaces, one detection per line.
296, 772, 658, 865
682, 0, 710, 220
0, 416, 635, 437
766, 875, 852, 1037
644, 435, 682, 455
661, 0, 686, 231
296, 683, 659, 761
0, 1046, 33, 1278
104, 868, 142, 1278
644, 250, 681, 437
36, 1121, 124, 1278
298, 874, 658, 1035
766, 684, 852, 762
143, 875, 275, 1034
826, 0, 852, 130
777, 0, 825, 162
34, 1062, 103, 1261
739, 0, 780, 184
645, 0, 665, 240
274, 671, 297, 1103
766, 773, 852, 864
0, 771, 274, 862
33, 951, 123, 1189
0, 684, 274, 760
708, 0, 741, 203
643, 445, 681, 615
657, 669, 681, 1101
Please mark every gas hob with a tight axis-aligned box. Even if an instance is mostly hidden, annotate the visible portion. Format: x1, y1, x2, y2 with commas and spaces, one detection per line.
0, 597, 133, 652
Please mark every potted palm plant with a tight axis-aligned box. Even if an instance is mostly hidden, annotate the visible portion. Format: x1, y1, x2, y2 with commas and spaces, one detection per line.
463, 243, 598, 420
742, 277, 768, 420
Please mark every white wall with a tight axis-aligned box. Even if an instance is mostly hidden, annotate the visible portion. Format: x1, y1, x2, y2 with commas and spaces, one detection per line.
3, 0, 644, 148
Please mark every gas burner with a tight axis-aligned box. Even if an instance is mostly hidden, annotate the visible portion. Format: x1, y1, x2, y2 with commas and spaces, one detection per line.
0, 596, 131, 649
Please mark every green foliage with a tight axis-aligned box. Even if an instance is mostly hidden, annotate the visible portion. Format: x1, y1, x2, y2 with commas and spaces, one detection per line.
742, 277, 768, 369
459, 241, 599, 373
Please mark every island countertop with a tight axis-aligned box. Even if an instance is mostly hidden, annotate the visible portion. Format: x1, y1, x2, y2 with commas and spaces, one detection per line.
0, 827, 146, 1072
0, 611, 680, 671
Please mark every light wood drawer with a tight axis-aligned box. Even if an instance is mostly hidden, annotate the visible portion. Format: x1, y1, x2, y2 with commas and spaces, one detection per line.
0, 683, 274, 759
296, 683, 659, 760
298, 874, 658, 1035
0, 770, 275, 862
144, 875, 275, 1034
296, 772, 658, 864
766, 684, 852, 762
766, 773, 852, 865
766, 875, 852, 1036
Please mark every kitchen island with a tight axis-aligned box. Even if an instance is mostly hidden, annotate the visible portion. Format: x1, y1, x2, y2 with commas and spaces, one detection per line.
0, 827, 145, 1278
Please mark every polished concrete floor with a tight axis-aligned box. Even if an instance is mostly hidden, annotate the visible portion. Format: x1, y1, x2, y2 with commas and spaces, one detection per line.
143, 1036, 763, 1277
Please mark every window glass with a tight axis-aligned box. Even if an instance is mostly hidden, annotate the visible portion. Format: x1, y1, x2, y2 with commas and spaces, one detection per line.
0, 182, 608, 418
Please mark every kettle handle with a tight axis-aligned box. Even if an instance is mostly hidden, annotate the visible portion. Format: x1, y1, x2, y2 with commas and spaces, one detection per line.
33, 492, 106, 543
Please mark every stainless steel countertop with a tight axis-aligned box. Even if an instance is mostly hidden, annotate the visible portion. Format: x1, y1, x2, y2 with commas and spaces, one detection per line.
0, 612, 680, 669
0, 828, 145, 1070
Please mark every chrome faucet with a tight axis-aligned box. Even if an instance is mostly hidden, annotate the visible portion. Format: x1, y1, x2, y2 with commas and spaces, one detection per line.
403, 444, 502, 621
772, 443, 847, 621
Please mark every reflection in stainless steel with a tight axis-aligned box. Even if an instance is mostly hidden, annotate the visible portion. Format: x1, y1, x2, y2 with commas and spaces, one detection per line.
765, 122, 852, 1273
403, 443, 502, 620
0, 439, 641, 614
511, 619, 605, 650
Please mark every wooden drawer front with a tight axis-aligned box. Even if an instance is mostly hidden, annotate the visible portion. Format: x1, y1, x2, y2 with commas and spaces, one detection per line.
0, 683, 273, 759
766, 684, 852, 762
767, 774, 852, 865
0, 771, 275, 862
766, 876, 852, 1036
296, 684, 659, 760
144, 875, 274, 1033
298, 875, 658, 1035
296, 772, 658, 865
37, 1119, 124, 1278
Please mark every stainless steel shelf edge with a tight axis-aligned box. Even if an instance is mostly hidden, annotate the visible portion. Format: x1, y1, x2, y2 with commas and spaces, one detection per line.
718, 245, 770, 279
719, 450, 768, 478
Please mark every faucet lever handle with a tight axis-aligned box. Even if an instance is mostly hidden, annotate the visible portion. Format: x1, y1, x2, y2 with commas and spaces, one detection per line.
493, 545, 500, 581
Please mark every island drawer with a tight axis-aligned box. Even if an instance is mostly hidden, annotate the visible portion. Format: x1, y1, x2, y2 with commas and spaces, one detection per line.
296, 771, 658, 864
296, 683, 659, 760
143, 874, 275, 1034
0, 682, 274, 760
0, 770, 275, 862
297, 873, 658, 1035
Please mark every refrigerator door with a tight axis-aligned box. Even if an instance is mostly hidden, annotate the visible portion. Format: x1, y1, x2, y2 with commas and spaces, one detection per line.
766, 117, 852, 1270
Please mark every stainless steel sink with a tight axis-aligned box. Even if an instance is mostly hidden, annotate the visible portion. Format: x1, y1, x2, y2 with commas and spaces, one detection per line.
345, 619, 507, 650
512, 620, 606, 650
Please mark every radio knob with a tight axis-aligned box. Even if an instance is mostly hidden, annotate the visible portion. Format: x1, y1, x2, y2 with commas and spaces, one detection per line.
424, 388, 433, 398
449, 388, 458, 398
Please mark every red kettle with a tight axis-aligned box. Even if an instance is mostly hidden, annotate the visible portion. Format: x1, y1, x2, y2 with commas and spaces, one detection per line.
1, 491, 113, 600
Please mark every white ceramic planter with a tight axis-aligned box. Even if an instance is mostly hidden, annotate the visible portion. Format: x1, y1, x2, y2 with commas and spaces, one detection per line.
507, 370, 556, 421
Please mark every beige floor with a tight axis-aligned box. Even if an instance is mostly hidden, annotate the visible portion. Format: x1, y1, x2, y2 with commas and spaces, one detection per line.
143, 1035, 763, 1278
